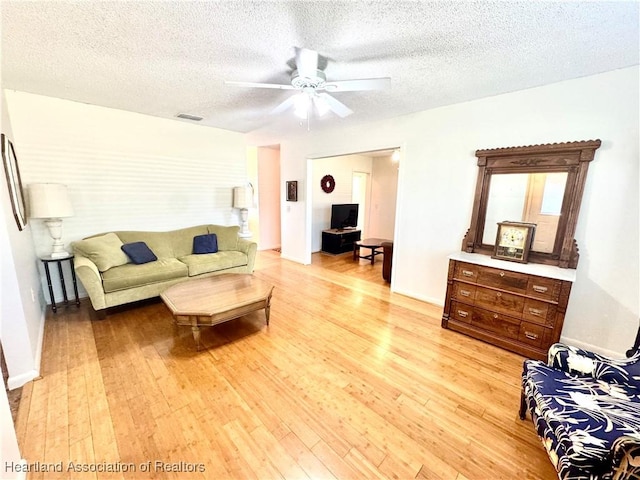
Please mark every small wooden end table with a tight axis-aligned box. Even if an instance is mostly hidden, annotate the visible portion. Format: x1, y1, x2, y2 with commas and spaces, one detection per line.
353, 238, 391, 265
161, 274, 274, 350
39, 254, 81, 313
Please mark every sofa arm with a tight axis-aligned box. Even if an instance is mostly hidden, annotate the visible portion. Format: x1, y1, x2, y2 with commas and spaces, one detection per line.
73, 256, 107, 311
548, 343, 640, 386
611, 435, 640, 478
237, 238, 258, 273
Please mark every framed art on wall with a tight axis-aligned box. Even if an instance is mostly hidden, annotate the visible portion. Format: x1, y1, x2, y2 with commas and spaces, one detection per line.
1, 133, 27, 231
286, 180, 298, 202
492, 221, 536, 263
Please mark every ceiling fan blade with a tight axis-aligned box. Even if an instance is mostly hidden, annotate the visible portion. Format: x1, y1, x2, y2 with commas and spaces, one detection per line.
225, 80, 295, 90
324, 78, 391, 92
270, 95, 299, 115
317, 93, 353, 118
295, 47, 319, 78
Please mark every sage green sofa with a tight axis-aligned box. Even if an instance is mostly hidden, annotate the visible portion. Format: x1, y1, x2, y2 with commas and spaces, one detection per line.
72, 225, 257, 315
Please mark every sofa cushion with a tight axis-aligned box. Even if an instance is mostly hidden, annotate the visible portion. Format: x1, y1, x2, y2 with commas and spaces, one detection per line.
121, 242, 158, 264
208, 225, 239, 251
73, 233, 130, 272
193, 234, 218, 254
178, 251, 248, 277
101, 258, 188, 293
523, 360, 640, 477
166, 225, 210, 257
116, 231, 174, 259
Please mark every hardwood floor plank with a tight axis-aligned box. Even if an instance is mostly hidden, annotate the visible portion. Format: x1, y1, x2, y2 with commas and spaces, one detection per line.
222, 419, 284, 479
278, 432, 338, 480
15, 250, 557, 479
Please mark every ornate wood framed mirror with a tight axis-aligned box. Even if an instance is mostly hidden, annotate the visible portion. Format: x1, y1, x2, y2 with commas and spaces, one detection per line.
462, 140, 601, 268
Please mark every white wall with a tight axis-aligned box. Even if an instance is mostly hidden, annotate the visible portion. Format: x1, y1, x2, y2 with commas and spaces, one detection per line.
1, 90, 37, 480
5, 90, 248, 300
311, 154, 373, 252
249, 66, 639, 356
368, 155, 398, 240
0, 91, 46, 390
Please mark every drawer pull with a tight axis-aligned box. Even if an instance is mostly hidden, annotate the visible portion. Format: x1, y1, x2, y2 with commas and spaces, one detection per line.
528, 308, 543, 317
525, 331, 539, 340
499, 272, 505, 277
459, 289, 471, 297
462, 270, 474, 277
457, 310, 469, 318
533, 285, 548, 293
496, 292, 502, 297
493, 314, 498, 319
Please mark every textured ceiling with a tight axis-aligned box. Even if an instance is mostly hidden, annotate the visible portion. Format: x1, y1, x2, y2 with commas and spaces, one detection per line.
1, 1, 638, 136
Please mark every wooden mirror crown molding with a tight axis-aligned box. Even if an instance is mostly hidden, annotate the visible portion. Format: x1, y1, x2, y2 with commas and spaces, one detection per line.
462, 139, 601, 269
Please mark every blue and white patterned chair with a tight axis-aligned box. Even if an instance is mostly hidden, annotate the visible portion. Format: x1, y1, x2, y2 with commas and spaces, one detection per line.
520, 343, 640, 479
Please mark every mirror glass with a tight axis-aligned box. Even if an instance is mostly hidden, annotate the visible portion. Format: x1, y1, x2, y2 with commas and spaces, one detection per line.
482, 172, 568, 253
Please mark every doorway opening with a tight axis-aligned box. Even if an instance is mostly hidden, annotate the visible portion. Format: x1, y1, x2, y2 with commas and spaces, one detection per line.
307, 147, 400, 286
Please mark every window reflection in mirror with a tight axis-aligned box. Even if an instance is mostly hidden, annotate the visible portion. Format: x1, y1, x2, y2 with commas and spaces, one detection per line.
482, 172, 568, 253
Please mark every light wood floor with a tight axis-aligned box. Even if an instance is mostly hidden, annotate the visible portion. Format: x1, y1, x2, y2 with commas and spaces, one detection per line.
15, 250, 557, 479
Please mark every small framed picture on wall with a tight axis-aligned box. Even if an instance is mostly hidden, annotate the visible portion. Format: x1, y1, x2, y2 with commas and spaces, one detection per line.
286, 181, 298, 202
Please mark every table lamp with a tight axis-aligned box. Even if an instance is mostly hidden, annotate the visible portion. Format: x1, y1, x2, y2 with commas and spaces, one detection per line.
233, 185, 252, 238
29, 183, 74, 258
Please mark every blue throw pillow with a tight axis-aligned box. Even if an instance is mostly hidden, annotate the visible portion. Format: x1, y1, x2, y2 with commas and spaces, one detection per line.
121, 242, 157, 264
193, 234, 218, 254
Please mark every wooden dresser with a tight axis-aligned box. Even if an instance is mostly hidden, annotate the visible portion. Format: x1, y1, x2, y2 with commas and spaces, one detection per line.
442, 252, 576, 360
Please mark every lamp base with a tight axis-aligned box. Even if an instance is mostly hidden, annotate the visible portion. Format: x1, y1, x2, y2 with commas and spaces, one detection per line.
238, 208, 252, 238
44, 218, 70, 259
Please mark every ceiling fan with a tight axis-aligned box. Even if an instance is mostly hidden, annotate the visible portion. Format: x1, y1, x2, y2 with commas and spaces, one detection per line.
225, 47, 391, 119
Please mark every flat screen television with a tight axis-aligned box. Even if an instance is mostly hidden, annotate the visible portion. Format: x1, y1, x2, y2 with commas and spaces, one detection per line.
331, 203, 359, 230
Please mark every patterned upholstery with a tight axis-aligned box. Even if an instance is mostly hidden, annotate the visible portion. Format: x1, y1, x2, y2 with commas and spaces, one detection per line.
520, 343, 640, 480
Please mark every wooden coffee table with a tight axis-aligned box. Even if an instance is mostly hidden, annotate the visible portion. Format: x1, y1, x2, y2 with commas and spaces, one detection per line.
161, 274, 274, 350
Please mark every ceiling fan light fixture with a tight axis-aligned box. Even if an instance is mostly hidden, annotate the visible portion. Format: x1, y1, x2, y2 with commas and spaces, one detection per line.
293, 93, 310, 119
225, 48, 389, 123
313, 95, 330, 116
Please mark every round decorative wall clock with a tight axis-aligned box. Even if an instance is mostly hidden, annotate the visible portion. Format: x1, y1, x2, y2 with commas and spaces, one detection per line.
320, 174, 335, 193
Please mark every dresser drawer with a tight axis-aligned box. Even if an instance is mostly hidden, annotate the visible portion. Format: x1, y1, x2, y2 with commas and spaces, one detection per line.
474, 286, 525, 316
523, 299, 557, 327
454, 263, 479, 283
471, 307, 520, 340
450, 301, 473, 324
452, 283, 476, 302
518, 322, 547, 348
478, 266, 528, 294
526, 276, 562, 302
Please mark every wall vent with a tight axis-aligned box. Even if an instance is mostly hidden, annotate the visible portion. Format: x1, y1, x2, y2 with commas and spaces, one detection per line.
176, 113, 203, 121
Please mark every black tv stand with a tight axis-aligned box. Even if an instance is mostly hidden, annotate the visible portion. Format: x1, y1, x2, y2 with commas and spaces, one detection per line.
321, 229, 361, 255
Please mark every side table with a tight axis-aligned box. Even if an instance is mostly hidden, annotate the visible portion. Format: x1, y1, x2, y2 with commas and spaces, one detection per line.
353, 238, 390, 265
40, 255, 81, 313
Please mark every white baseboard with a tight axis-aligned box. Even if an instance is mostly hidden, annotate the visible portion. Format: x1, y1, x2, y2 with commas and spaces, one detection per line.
258, 244, 281, 251
7, 369, 39, 390
391, 287, 444, 307
559, 336, 624, 359
279, 253, 309, 265
7, 309, 45, 390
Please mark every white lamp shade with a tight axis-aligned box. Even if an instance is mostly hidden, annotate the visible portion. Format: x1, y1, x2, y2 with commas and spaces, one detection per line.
29, 183, 74, 218
233, 186, 251, 209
